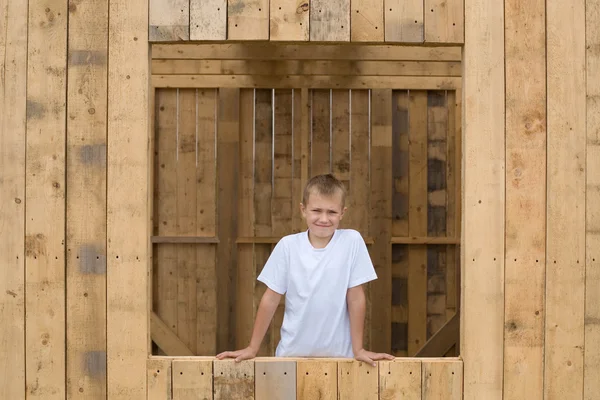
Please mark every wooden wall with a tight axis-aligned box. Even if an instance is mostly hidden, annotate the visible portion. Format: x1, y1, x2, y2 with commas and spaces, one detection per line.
149, 0, 464, 43
462, 0, 600, 399
0, 0, 148, 399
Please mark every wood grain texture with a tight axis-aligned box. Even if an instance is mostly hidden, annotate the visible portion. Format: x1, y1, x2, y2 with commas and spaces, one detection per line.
422, 360, 462, 399
255, 360, 296, 399
379, 360, 421, 400
228, 0, 269, 40
270, 0, 309, 41
424, 0, 464, 43
214, 360, 254, 400
147, 359, 172, 400
351, 0, 384, 42
297, 361, 337, 400
385, 0, 423, 42
172, 360, 213, 399
310, 89, 331, 176
191, 0, 226, 40
338, 361, 378, 400
310, 0, 350, 41
149, 0, 188, 41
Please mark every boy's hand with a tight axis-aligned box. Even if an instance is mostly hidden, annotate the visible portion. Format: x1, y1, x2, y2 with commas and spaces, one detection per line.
215, 346, 257, 363
354, 349, 395, 367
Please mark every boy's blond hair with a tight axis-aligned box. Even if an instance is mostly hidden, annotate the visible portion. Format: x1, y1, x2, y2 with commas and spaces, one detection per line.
302, 174, 347, 206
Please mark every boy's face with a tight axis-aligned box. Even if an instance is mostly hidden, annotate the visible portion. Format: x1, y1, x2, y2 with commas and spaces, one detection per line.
300, 189, 346, 239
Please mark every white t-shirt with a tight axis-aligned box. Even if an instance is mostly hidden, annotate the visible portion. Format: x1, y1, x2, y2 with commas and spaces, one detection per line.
257, 229, 377, 358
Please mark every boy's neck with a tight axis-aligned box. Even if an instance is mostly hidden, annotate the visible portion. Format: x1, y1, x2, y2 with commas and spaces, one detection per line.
308, 230, 335, 249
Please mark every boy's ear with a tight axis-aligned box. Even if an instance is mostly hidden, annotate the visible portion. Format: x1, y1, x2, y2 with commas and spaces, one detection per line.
340, 206, 347, 219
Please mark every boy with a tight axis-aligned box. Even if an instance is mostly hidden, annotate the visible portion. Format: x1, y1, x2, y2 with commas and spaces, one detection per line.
216, 174, 394, 366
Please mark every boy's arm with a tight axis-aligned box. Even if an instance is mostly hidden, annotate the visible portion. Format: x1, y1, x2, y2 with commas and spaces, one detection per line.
347, 285, 395, 366
216, 288, 282, 362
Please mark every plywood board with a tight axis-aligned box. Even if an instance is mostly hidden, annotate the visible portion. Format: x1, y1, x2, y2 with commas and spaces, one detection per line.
66, 0, 108, 397
0, 0, 27, 398
462, 0, 505, 397
255, 360, 296, 399
228, 0, 269, 40
107, 0, 149, 396
385, 0, 423, 42
172, 359, 213, 399
191, 0, 227, 40
379, 359, 421, 400
310, 0, 350, 41
545, 0, 586, 398
214, 360, 254, 400
149, 0, 188, 41
338, 361, 378, 400
422, 360, 462, 399
297, 361, 337, 400
351, 0, 384, 42
503, 0, 546, 398
147, 358, 172, 400
25, 1, 67, 398
424, 0, 464, 43
270, 0, 309, 41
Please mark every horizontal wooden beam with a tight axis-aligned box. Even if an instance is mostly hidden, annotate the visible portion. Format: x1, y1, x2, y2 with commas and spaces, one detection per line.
152, 75, 461, 90
390, 236, 460, 245
414, 313, 460, 357
152, 43, 462, 61
151, 236, 220, 244
151, 59, 461, 77
150, 312, 195, 356
236, 236, 375, 245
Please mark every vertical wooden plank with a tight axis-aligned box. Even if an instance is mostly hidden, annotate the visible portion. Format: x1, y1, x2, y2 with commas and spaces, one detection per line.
463, 0, 505, 396
385, 0, 423, 43
422, 360, 462, 400
66, 0, 108, 396
270, 0, 309, 41
546, 0, 586, 398
216, 88, 240, 353
311, 89, 331, 177
0, 0, 27, 397
504, 0, 546, 398
25, 0, 67, 398
228, 0, 269, 40
297, 361, 337, 400
214, 360, 254, 400
255, 360, 296, 400
172, 360, 213, 400
338, 361, 378, 400
107, 0, 149, 396
370, 90, 392, 353
254, 246, 273, 355
407, 91, 428, 355
255, 89, 273, 237
301, 88, 310, 192
351, 0, 384, 42
149, 0, 189, 41
190, 0, 227, 40
273, 89, 294, 237
237, 89, 256, 349
331, 90, 351, 199
147, 359, 172, 400
424, 0, 464, 43
586, 1, 600, 398
379, 360, 421, 400
292, 89, 304, 233
196, 89, 218, 355
310, 0, 350, 42
445, 91, 458, 321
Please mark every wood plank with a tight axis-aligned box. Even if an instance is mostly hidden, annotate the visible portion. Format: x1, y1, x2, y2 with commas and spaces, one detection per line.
407, 91, 428, 355
310, 0, 350, 41
424, 0, 464, 43
503, 0, 546, 398
273, 89, 294, 237
463, 0, 505, 396
255, 89, 274, 238
255, 360, 296, 400
422, 360, 462, 399
228, 0, 269, 40
292, 89, 304, 233
152, 59, 462, 77
153, 75, 462, 90
66, 0, 108, 396
152, 43, 462, 61
445, 91, 458, 318
351, 0, 384, 42
310, 89, 331, 176
379, 360, 421, 400
147, 358, 172, 400
297, 361, 337, 400
0, 0, 27, 397
545, 0, 586, 398
172, 360, 213, 400
586, 1, 600, 398
216, 88, 240, 353
301, 88, 310, 197
214, 360, 254, 400
151, 312, 194, 356
391, 237, 459, 245
25, 0, 67, 398
107, 0, 149, 396
270, 0, 309, 41
338, 361, 378, 400
331, 90, 351, 210
236, 89, 256, 349
149, 0, 188, 41
254, 245, 274, 355
370, 89, 392, 353
152, 236, 219, 244
190, 0, 227, 40
415, 313, 459, 357
385, 0, 424, 42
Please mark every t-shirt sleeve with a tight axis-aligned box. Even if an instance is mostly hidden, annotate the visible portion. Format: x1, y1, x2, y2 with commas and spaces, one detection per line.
256, 239, 289, 295
348, 232, 378, 288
